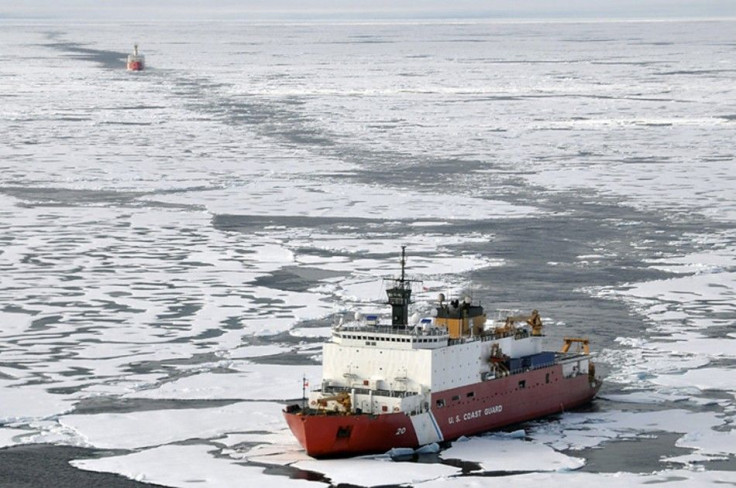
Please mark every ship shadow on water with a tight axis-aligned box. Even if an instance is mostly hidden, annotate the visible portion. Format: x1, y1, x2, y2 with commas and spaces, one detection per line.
256, 441, 526, 488
43, 39, 128, 70
259, 462, 332, 485
413, 452, 485, 475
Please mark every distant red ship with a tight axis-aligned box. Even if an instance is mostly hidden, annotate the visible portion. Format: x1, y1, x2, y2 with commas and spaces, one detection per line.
126, 44, 145, 71
284, 247, 601, 458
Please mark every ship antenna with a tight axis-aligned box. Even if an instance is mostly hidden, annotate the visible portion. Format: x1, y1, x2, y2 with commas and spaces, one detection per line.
302, 373, 307, 409
387, 246, 412, 328
400, 245, 406, 286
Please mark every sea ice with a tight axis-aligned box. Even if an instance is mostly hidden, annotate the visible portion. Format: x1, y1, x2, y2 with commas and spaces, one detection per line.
2, 18, 736, 488
600, 391, 690, 404
59, 401, 285, 450
652, 367, 736, 398
0, 312, 34, 337
528, 407, 731, 460
293, 457, 459, 487
72, 444, 319, 488
441, 435, 584, 472
0, 428, 29, 448
223, 344, 292, 359
414, 470, 736, 488
0, 381, 75, 423
148, 180, 540, 221
125, 363, 322, 401
289, 327, 333, 338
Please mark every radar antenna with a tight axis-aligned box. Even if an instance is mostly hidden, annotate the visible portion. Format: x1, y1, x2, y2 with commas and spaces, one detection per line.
386, 246, 416, 328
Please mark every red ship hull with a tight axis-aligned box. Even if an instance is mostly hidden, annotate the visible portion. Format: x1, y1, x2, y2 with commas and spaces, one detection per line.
285, 408, 417, 457
127, 61, 144, 71
284, 364, 600, 458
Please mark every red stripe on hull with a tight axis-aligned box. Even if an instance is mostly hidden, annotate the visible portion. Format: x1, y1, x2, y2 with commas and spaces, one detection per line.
433, 364, 598, 440
284, 364, 599, 458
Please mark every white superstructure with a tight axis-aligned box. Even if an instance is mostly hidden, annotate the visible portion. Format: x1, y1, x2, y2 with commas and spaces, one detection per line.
311, 316, 544, 416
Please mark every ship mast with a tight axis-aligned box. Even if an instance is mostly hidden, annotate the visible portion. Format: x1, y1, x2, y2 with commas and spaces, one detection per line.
386, 246, 413, 328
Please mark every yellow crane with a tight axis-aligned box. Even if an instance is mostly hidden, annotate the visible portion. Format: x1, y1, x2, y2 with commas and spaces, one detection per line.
498, 309, 544, 336
316, 392, 352, 412
560, 337, 590, 354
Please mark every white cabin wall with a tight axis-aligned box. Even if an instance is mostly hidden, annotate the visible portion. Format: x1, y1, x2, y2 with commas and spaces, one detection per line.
323, 343, 433, 392
562, 357, 589, 377
323, 333, 546, 395
494, 335, 543, 358
430, 341, 482, 391
429, 335, 545, 391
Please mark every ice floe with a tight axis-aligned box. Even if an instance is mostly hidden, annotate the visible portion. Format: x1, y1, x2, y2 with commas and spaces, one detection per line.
125, 363, 322, 401
72, 444, 319, 488
59, 401, 284, 450
415, 470, 736, 488
293, 457, 459, 487
0, 428, 29, 448
441, 434, 584, 472
528, 407, 736, 464
0, 381, 75, 423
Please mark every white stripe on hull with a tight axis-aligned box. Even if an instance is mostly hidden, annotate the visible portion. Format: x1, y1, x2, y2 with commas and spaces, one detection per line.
409, 411, 444, 444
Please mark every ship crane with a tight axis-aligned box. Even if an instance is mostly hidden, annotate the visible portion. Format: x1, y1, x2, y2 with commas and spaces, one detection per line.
315, 392, 352, 412
499, 309, 544, 336
487, 343, 510, 377
560, 337, 590, 354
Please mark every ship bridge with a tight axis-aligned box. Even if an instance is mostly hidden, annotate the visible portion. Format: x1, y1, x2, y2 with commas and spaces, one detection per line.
332, 325, 448, 350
